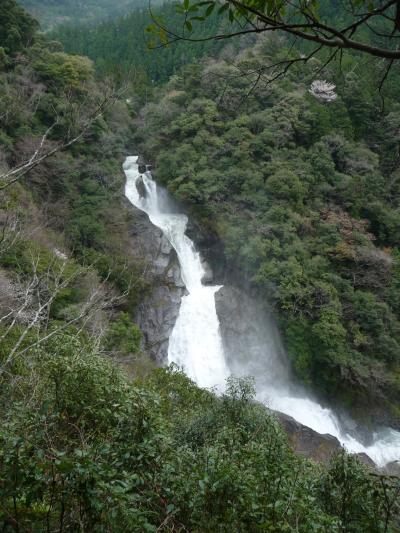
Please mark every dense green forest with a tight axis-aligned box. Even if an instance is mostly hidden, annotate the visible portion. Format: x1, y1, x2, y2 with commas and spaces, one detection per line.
0, 0, 400, 530
20, 0, 147, 29
134, 37, 400, 426
53, 5, 227, 90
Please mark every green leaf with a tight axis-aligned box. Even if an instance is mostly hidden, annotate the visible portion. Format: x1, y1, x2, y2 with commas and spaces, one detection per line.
56, 459, 74, 473
185, 20, 193, 31
205, 3, 215, 16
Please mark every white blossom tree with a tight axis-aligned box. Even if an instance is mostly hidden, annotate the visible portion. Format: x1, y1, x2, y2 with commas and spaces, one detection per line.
309, 80, 338, 102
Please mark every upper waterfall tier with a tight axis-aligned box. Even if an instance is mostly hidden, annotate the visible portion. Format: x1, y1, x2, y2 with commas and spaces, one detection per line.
124, 156, 229, 389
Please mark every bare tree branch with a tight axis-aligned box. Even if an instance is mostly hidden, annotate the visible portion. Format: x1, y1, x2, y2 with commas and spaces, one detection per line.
0, 87, 124, 190
0, 255, 136, 375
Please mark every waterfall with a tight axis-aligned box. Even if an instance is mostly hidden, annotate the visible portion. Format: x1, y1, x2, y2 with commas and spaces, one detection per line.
124, 156, 400, 468
124, 156, 229, 389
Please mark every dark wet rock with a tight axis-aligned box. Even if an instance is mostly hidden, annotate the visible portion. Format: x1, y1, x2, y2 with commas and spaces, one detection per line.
383, 460, 400, 476
270, 408, 378, 467
136, 176, 146, 198
137, 155, 147, 174
201, 259, 213, 285
216, 285, 257, 337
275, 411, 342, 463
353, 452, 376, 469
124, 198, 185, 363
358, 400, 400, 432
186, 219, 227, 284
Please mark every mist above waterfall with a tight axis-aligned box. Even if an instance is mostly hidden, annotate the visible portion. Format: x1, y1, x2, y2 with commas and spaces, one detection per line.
124, 156, 400, 468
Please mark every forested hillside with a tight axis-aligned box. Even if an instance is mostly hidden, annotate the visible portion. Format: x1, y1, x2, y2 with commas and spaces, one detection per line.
20, 0, 147, 29
53, 5, 227, 91
0, 0, 151, 420
135, 35, 400, 427
1, 1, 400, 531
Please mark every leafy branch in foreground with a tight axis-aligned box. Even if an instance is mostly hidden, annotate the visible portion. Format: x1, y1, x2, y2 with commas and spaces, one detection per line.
147, 0, 400, 90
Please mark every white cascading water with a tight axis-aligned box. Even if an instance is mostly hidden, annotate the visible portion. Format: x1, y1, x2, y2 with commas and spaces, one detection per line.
124, 156, 229, 389
124, 156, 400, 467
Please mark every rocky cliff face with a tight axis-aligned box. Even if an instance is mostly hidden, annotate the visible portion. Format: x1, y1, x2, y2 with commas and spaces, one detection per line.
186, 219, 228, 284
215, 285, 290, 388
124, 198, 185, 363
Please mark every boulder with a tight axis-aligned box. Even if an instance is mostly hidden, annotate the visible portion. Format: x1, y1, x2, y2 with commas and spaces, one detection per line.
353, 452, 376, 469
383, 460, 400, 476
276, 412, 375, 467
136, 155, 147, 174
275, 411, 342, 463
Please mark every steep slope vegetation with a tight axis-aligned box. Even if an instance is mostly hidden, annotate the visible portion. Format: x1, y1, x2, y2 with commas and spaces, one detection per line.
0, 0, 151, 366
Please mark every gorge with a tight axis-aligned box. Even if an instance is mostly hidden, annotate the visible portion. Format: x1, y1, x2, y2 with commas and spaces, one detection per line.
124, 155, 400, 469
3, 1, 400, 528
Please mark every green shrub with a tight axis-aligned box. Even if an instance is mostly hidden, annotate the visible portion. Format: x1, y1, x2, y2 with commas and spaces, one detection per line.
105, 312, 141, 355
